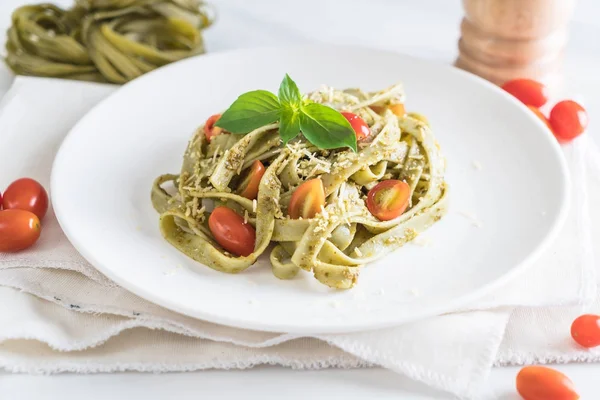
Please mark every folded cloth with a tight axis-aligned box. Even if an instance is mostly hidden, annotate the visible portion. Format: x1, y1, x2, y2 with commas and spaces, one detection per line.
0, 77, 597, 399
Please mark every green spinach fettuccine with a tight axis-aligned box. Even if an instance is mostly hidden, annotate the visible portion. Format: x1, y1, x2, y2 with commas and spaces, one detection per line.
152, 83, 448, 290
5, 0, 213, 83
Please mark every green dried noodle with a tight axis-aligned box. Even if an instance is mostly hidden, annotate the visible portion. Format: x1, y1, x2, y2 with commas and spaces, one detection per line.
5, 0, 214, 83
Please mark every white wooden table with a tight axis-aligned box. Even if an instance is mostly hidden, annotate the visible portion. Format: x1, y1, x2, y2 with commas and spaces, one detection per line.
0, 0, 599, 398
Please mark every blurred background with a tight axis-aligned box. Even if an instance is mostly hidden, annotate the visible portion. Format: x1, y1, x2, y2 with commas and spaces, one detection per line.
0, 0, 598, 118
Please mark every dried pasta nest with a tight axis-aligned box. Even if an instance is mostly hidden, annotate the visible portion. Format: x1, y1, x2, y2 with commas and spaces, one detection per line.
5, 0, 214, 83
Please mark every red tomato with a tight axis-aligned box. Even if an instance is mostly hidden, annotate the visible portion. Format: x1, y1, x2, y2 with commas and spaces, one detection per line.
0, 209, 41, 252
366, 180, 410, 221
527, 106, 552, 131
2, 178, 49, 220
208, 207, 255, 257
341, 112, 370, 140
516, 366, 579, 400
288, 179, 325, 219
501, 79, 549, 108
549, 100, 588, 142
238, 160, 266, 200
571, 314, 600, 348
204, 114, 224, 142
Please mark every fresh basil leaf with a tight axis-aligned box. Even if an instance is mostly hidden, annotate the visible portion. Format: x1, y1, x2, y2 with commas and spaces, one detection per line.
299, 102, 357, 151
278, 74, 302, 107
279, 106, 301, 143
215, 90, 281, 134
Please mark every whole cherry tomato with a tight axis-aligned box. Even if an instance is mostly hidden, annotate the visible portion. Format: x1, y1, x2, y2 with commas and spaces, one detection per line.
501, 79, 549, 108
2, 178, 49, 220
341, 112, 370, 141
549, 100, 588, 142
204, 114, 224, 142
366, 180, 411, 221
527, 106, 552, 131
208, 207, 255, 257
238, 160, 266, 200
288, 178, 325, 219
0, 209, 41, 252
516, 366, 578, 400
571, 314, 600, 348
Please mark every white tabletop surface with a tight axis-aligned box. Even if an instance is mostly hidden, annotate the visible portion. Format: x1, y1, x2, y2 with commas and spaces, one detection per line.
0, 0, 599, 398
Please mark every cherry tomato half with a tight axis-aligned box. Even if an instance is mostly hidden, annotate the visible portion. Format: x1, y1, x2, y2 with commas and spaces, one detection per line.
208, 207, 255, 257
388, 103, 406, 117
288, 178, 325, 219
501, 78, 549, 108
527, 106, 552, 131
238, 160, 266, 200
204, 114, 224, 142
549, 100, 588, 142
2, 178, 49, 220
516, 366, 579, 400
0, 209, 41, 252
366, 180, 410, 221
571, 314, 600, 348
341, 112, 370, 141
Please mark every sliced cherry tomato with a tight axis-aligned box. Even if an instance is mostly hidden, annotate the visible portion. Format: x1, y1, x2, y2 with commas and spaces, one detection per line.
238, 160, 266, 200
501, 79, 549, 108
204, 114, 224, 142
288, 178, 325, 219
549, 100, 588, 142
388, 103, 405, 117
527, 106, 552, 131
516, 366, 578, 400
571, 314, 600, 348
341, 112, 370, 141
208, 207, 255, 257
2, 178, 48, 220
366, 180, 410, 221
0, 209, 41, 252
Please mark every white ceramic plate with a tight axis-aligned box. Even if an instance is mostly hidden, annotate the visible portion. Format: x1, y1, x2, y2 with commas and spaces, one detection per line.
51, 45, 569, 334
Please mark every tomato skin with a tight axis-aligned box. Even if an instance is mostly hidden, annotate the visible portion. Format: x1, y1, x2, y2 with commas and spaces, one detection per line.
204, 114, 224, 142
288, 179, 325, 219
238, 160, 266, 200
341, 112, 370, 141
501, 79, 549, 108
2, 178, 49, 220
208, 207, 255, 257
549, 100, 588, 142
366, 180, 410, 221
516, 366, 578, 400
571, 314, 600, 348
0, 209, 41, 252
527, 106, 552, 131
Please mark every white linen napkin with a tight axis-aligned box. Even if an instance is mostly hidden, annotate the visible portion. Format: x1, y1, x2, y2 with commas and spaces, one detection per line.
0, 77, 598, 400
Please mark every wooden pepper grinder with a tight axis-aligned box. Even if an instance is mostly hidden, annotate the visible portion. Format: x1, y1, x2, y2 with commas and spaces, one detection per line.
455, 0, 576, 89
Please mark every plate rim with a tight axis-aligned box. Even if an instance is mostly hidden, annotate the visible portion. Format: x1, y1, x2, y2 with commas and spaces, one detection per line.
50, 44, 571, 333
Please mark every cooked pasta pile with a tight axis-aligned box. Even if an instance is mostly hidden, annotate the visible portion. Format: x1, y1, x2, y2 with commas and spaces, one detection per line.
152, 83, 448, 289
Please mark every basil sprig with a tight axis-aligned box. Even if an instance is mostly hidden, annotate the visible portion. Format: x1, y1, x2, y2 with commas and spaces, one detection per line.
215, 74, 357, 151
